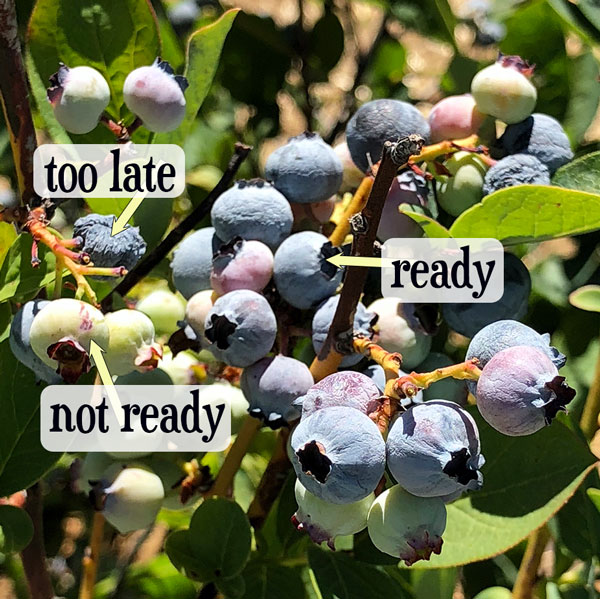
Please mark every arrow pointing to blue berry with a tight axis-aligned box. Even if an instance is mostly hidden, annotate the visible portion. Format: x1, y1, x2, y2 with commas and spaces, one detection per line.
326, 254, 394, 268
89, 341, 124, 426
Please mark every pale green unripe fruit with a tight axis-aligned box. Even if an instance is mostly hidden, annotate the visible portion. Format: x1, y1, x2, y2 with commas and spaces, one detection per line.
471, 60, 537, 124
185, 289, 214, 337
137, 290, 186, 336
367, 485, 446, 565
100, 467, 164, 533
293, 480, 373, 549
437, 151, 487, 216
48, 65, 110, 134
29, 299, 109, 382
104, 309, 162, 376
78, 453, 117, 494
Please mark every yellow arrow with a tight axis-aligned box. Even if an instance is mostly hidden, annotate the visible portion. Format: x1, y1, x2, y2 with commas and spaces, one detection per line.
89, 340, 124, 427
111, 191, 146, 237
327, 254, 395, 268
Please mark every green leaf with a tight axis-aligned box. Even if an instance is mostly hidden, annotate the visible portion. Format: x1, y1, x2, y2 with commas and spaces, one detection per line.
215, 574, 245, 598
188, 497, 252, 581
241, 561, 306, 599
0, 505, 34, 552
569, 285, 600, 313
553, 151, 600, 194
157, 9, 239, 146
305, 9, 344, 82
408, 411, 596, 568
165, 529, 204, 581
449, 185, 600, 245
0, 341, 61, 496
28, 0, 160, 126
399, 207, 452, 238
587, 488, 600, 512
0, 222, 17, 270
308, 547, 411, 599
412, 568, 457, 599
0, 302, 11, 343
0, 235, 56, 303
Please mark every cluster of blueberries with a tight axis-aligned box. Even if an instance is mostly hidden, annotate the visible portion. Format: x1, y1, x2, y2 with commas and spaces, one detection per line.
7, 53, 578, 562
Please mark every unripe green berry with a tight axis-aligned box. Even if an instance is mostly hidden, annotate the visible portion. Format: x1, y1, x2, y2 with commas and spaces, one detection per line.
137, 290, 186, 336
437, 152, 488, 216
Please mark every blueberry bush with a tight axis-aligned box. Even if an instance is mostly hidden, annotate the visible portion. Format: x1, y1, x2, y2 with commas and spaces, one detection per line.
1, 0, 600, 598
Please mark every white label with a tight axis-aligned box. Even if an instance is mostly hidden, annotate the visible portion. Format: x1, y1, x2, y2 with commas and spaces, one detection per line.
381, 238, 505, 302
40, 386, 231, 452
33, 144, 185, 198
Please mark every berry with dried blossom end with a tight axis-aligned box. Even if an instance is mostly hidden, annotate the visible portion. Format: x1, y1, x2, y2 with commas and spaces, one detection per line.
123, 58, 188, 132
367, 485, 446, 564
203, 290, 277, 367
90, 467, 164, 533
211, 237, 274, 296
387, 400, 485, 497
476, 345, 575, 436
29, 298, 110, 383
241, 355, 313, 428
292, 479, 374, 549
471, 54, 537, 124
47, 64, 110, 134
104, 309, 162, 377
265, 132, 343, 204
428, 94, 485, 142
290, 406, 386, 504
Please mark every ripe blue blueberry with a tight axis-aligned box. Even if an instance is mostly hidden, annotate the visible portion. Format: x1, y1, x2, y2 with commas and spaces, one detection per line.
295, 370, 382, 419
292, 479, 374, 549
211, 179, 293, 250
274, 232, 343, 310
123, 58, 188, 133
367, 485, 446, 564
378, 170, 429, 241
387, 400, 485, 497
241, 355, 314, 428
312, 295, 375, 366
361, 364, 423, 407
476, 345, 575, 436
265, 132, 343, 204
47, 64, 110, 134
170, 227, 222, 299
10, 300, 62, 384
442, 252, 531, 339
346, 99, 430, 172
73, 214, 146, 276
482, 154, 550, 196
498, 113, 573, 174
291, 406, 386, 504
203, 290, 277, 367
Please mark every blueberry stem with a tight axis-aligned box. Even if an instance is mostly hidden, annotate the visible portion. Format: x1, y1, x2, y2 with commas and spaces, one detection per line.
580, 341, 600, 440
512, 525, 551, 599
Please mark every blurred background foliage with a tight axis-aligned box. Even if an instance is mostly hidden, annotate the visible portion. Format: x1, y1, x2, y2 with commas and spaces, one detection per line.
1, 0, 600, 598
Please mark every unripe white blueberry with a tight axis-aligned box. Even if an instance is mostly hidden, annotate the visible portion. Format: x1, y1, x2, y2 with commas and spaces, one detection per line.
93, 467, 164, 533
47, 64, 110, 134
471, 55, 537, 124
29, 299, 110, 383
293, 479, 374, 549
104, 309, 162, 376
137, 289, 186, 336
123, 58, 188, 132
367, 485, 446, 565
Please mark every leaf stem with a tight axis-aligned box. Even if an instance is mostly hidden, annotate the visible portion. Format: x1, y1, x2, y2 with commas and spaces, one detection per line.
580, 340, 600, 440
512, 525, 551, 599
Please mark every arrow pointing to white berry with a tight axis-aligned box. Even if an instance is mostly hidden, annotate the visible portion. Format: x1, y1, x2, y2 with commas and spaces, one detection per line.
326, 254, 394, 268
89, 341, 124, 426
111, 191, 146, 237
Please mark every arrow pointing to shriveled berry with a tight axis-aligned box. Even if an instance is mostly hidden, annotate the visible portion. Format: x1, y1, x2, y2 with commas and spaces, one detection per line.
326, 254, 394, 268
89, 341, 124, 426
111, 190, 147, 237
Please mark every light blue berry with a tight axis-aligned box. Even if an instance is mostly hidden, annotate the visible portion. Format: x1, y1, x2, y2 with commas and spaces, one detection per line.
9, 300, 62, 384
387, 400, 485, 497
291, 406, 386, 504
312, 295, 375, 366
346, 99, 430, 172
241, 355, 314, 428
203, 290, 277, 367
211, 179, 293, 249
274, 231, 342, 309
170, 227, 222, 299
482, 154, 550, 195
265, 132, 343, 204
499, 113, 573, 174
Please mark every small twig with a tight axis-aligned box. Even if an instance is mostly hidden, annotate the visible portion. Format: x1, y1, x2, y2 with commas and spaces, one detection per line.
0, 0, 37, 208
580, 338, 600, 440
20, 483, 54, 599
79, 511, 105, 599
101, 143, 251, 310
109, 526, 152, 599
512, 526, 551, 599
328, 175, 374, 247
